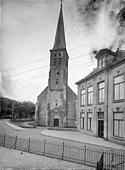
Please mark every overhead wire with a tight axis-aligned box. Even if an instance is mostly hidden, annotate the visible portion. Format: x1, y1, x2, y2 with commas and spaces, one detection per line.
1, 51, 92, 72
1, 51, 95, 78
0, 61, 96, 86
69, 34, 116, 51
1, 52, 90, 74
1, 34, 113, 84
1, 34, 115, 72
1, 58, 47, 72
2, 60, 96, 79
2, 65, 49, 78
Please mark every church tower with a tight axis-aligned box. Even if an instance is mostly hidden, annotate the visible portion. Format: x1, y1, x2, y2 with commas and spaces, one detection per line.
48, 5, 69, 91
47, 4, 69, 127
35, 3, 77, 128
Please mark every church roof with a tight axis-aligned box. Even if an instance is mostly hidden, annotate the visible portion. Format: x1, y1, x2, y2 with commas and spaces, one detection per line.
53, 5, 66, 50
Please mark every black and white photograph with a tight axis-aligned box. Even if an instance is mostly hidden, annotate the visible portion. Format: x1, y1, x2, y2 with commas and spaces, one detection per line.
0, 0, 125, 169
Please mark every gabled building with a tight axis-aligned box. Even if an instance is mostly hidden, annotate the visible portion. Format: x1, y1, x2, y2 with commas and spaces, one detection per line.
76, 48, 125, 145
35, 4, 77, 128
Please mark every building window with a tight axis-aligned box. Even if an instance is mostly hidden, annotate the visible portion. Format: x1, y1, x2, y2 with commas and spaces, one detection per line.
114, 75, 124, 101
98, 81, 105, 103
87, 86, 93, 105
80, 112, 85, 129
99, 59, 101, 69
98, 57, 105, 69
87, 112, 92, 130
56, 79, 58, 85
102, 57, 105, 67
53, 57, 57, 65
113, 112, 124, 138
81, 89, 85, 106
58, 57, 61, 65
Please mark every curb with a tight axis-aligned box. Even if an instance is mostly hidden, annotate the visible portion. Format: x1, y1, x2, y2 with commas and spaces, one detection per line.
47, 127, 78, 131
9, 120, 36, 128
6, 122, 24, 131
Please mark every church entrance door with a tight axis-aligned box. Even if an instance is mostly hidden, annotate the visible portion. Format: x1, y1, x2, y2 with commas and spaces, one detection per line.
54, 118, 59, 127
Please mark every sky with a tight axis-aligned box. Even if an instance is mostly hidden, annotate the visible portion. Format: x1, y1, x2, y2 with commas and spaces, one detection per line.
1, 0, 125, 103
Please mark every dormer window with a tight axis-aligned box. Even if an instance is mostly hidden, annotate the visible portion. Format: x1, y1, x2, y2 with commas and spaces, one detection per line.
98, 57, 105, 69
99, 59, 101, 69
102, 57, 105, 67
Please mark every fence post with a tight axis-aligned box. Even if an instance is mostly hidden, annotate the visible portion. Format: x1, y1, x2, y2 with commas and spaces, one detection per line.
44, 139, 46, 156
110, 149, 114, 169
28, 137, 30, 152
84, 146, 86, 165
3, 134, 6, 147
62, 142, 64, 160
15, 136, 17, 149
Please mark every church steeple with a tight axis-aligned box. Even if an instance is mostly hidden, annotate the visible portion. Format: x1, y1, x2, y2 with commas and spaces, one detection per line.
36, 0, 77, 129
53, 4, 66, 50
49, 2, 68, 90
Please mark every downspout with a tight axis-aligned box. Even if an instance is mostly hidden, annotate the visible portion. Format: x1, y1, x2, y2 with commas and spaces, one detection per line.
37, 101, 40, 126
47, 103, 50, 127
106, 67, 109, 140
66, 84, 68, 127
66, 58, 68, 127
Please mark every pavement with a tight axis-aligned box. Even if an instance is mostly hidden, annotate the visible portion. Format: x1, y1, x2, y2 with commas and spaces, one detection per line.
6, 122, 25, 131
6, 121, 125, 151
0, 146, 95, 170
21, 121, 36, 128
41, 129, 125, 151
2, 122, 95, 170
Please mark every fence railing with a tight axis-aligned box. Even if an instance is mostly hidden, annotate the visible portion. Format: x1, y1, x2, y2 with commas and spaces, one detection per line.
0, 134, 125, 170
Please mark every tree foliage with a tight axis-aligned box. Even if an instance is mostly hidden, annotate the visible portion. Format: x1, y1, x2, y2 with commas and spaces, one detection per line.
0, 97, 35, 119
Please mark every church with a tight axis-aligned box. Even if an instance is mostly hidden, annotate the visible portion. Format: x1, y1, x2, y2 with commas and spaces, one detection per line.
35, 3, 77, 128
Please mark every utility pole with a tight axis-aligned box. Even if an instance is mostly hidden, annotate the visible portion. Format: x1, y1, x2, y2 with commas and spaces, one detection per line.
47, 103, 50, 127
0, 98, 1, 115
11, 102, 15, 121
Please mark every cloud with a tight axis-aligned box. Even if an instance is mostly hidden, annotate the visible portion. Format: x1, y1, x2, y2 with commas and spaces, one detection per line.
73, 0, 125, 50
0, 71, 13, 97
74, 0, 106, 30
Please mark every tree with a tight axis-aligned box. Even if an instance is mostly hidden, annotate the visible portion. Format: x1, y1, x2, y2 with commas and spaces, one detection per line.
0, 97, 35, 119
30, 110, 35, 120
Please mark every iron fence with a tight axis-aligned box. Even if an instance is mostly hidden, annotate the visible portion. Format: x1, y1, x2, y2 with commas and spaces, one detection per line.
0, 134, 125, 170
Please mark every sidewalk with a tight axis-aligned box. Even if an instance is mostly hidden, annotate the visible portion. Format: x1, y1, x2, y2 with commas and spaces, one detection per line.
21, 121, 36, 128
6, 121, 125, 151
6, 122, 25, 131
6, 121, 35, 130
41, 129, 125, 151
0, 146, 95, 170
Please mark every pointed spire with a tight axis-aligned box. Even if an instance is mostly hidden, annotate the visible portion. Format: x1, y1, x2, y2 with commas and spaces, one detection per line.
53, 2, 66, 50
